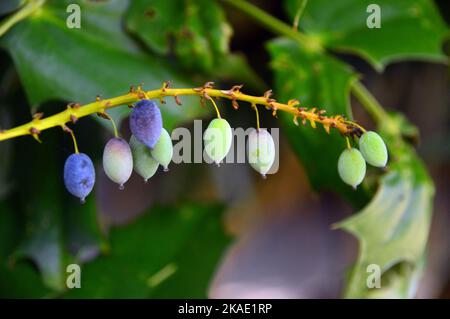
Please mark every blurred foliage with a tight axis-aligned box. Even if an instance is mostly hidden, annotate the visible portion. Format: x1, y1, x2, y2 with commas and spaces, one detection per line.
0, 0, 208, 130
285, 0, 449, 70
63, 204, 229, 298
126, 0, 232, 72
0, 0, 448, 298
336, 113, 435, 297
276, 0, 447, 297
268, 38, 366, 205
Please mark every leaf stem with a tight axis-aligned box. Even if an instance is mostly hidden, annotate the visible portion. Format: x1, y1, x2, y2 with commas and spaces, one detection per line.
0, 0, 46, 38
0, 83, 365, 142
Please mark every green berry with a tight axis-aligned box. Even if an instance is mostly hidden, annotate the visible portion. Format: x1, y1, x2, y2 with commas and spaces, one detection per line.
203, 118, 232, 165
150, 128, 173, 171
129, 135, 159, 182
359, 131, 388, 167
103, 137, 133, 189
247, 128, 275, 177
338, 148, 366, 189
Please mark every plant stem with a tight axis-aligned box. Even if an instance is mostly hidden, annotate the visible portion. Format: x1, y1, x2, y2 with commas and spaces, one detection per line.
0, 84, 364, 142
292, 0, 308, 31
221, 0, 388, 126
350, 81, 388, 124
0, 0, 46, 38
222, 0, 322, 53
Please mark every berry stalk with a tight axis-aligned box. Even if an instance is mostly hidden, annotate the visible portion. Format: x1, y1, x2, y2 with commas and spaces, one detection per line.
0, 82, 364, 142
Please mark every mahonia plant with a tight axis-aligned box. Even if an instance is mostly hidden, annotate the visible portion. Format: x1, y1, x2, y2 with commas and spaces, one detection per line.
0, 82, 388, 202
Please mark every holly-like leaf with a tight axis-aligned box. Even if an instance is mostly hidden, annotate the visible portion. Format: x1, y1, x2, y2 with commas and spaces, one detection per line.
268, 38, 368, 204
63, 204, 229, 298
335, 113, 434, 298
11, 132, 66, 291
126, 0, 232, 72
8, 128, 105, 292
0, 0, 209, 131
285, 0, 449, 71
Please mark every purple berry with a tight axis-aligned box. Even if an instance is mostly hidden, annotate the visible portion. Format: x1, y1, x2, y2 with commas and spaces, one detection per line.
129, 100, 162, 148
64, 153, 95, 203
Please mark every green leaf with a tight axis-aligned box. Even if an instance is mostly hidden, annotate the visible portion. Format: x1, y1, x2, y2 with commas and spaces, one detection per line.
0, 0, 209, 131
9, 129, 104, 292
213, 53, 266, 91
335, 114, 434, 298
126, 0, 232, 72
64, 194, 105, 263
285, 0, 449, 70
268, 38, 368, 204
12, 133, 66, 291
62, 204, 229, 298
0, 262, 51, 298
0, 199, 50, 298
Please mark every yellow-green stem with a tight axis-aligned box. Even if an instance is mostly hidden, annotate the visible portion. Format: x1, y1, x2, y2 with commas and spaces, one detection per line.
252, 104, 260, 130
0, 84, 364, 142
208, 97, 222, 119
69, 129, 79, 154
0, 0, 46, 37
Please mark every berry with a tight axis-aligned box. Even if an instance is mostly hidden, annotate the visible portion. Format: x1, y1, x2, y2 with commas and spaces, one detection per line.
247, 128, 275, 177
64, 153, 95, 203
338, 148, 366, 189
129, 135, 159, 182
129, 99, 162, 148
203, 118, 232, 165
103, 137, 133, 189
150, 128, 173, 171
359, 131, 388, 167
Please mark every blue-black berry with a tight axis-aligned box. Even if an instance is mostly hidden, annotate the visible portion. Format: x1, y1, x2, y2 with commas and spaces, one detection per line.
64, 153, 95, 203
130, 100, 162, 148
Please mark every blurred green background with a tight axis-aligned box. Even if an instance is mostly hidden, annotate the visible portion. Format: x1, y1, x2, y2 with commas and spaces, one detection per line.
0, 0, 448, 298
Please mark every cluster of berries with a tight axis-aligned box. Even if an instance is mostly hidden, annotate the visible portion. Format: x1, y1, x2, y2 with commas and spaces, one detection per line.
64, 100, 171, 203
338, 131, 388, 188
63, 100, 276, 203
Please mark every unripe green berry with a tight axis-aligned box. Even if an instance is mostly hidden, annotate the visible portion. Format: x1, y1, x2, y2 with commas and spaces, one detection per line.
129, 135, 159, 182
203, 118, 232, 165
103, 137, 133, 189
247, 128, 275, 177
338, 148, 366, 189
359, 131, 388, 167
150, 128, 173, 171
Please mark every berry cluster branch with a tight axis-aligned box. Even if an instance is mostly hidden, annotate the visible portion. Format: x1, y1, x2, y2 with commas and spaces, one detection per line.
0, 82, 364, 142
